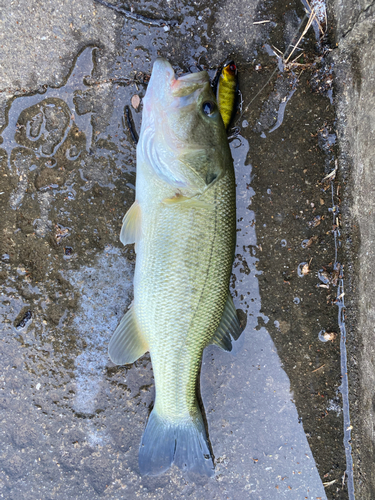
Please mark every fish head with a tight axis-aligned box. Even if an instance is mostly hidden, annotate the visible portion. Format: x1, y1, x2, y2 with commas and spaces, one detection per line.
139, 58, 231, 193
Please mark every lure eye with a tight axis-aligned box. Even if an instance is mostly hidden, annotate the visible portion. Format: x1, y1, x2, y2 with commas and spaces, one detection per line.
202, 101, 216, 116
229, 63, 236, 72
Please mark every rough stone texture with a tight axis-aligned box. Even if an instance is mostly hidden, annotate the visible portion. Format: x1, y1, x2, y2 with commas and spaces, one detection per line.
331, 0, 375, 38
0, 0, 120, 90
0, 0, 350, 498
0, 0, 122, 133
331, 0, 375, 497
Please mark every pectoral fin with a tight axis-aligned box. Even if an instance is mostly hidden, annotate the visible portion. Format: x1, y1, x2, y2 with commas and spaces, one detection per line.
210, 294, 242, 352
162, 195, 214, 210
120, 201, 141, 246
108, 306, 148, 365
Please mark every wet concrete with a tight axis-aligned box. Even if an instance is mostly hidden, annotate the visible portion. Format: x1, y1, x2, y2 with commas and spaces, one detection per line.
0, 0, 354, 498
330, 0, 375, 498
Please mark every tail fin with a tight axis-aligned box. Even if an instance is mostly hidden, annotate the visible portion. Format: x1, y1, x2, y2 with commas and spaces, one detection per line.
138, 407, 214, 477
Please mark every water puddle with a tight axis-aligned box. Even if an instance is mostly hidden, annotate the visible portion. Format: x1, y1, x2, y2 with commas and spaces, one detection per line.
201, 135, 327, 498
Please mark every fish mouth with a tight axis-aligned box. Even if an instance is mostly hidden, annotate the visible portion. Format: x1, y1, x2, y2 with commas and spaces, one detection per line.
146, 58, 210, 106
151, 58, 209, 84
150, 58, 175, 87
143, 59, 174, 109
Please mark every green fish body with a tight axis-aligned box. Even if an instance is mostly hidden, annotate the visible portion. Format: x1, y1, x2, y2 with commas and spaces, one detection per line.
109, 59, 240, 476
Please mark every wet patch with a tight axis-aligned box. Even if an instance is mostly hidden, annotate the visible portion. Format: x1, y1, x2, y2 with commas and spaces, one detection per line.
64, 246, 134, 418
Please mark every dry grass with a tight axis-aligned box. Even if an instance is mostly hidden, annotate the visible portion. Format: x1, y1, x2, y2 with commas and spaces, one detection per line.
234, 1, 328, 126
284, 1, 326, 65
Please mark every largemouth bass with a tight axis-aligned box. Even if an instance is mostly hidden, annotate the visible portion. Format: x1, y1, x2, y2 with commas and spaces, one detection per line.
109, 58, 241, 476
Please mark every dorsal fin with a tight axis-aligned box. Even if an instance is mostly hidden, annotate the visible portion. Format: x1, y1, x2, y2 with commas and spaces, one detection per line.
210, 294, 242, 352
120, 200, 141, 246
108, 306, 148, 365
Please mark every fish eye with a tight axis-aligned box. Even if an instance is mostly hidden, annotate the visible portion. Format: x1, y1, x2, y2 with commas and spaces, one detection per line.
202, 101, 216, 116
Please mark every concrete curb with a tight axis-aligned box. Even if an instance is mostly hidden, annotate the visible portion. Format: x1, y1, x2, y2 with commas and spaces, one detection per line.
331, 0, 375, 497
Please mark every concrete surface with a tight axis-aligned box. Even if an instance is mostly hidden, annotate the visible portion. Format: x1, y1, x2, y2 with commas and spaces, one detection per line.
0, 0, 360, 498
330, 0, 375, 498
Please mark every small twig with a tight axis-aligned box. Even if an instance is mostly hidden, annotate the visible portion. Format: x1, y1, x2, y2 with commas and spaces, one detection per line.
324, 5, 328, 31
271, 45, 283, 56
93, 0, 179, 27
305, 0, 325, 35
323, 479, 337, 487
285, 9, 317, 63
290, 51, 305, 64
285, 63, 312, 69
238, 89, 244, 113
253, 20, 271, 24
342, 472, 346, 488
322, 160, 338, 182
311, 364, 325, 373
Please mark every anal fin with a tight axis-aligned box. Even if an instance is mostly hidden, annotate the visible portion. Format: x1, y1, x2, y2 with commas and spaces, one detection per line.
210, 294, 242, 352
120, 200, 141, 246
109, 306, 148, 365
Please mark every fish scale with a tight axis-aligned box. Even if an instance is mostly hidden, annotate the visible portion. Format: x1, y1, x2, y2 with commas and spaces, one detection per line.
135, 171, 235, 419
109, 58, 241, 476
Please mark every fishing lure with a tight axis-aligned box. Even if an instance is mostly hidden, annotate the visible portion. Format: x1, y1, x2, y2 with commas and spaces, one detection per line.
216, 61, 238, 130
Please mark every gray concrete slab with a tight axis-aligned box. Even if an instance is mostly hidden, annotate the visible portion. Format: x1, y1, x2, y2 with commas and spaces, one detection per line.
0, 0, 355, 498
0, 0, 121, 121
330, 0, 375, 497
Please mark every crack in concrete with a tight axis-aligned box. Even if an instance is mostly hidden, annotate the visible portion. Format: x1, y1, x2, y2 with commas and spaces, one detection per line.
342, 0, 375, 39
